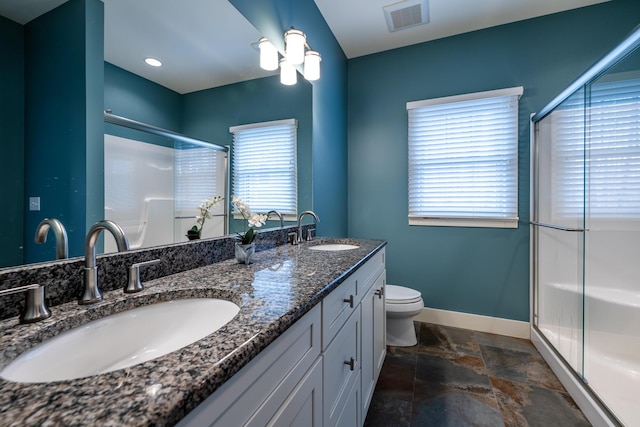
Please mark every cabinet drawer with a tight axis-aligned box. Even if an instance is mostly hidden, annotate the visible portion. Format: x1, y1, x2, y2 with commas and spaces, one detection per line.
323, 306, 360, 427
355, 248, 385, 298
322, 275, 357, 350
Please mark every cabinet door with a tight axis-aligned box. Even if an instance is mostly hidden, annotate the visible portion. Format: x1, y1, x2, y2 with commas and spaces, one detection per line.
266, 358, 323, 427
361, 270, 386, 416
324, 307, 360, 427
334, 371, 361, 427
372, 271, 386, 383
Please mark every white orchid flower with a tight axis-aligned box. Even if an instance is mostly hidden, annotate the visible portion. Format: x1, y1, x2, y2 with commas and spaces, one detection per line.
248, 213, 268, 228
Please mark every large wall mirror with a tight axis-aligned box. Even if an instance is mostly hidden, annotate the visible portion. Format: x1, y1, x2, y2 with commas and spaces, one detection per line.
0, 0, 313, 269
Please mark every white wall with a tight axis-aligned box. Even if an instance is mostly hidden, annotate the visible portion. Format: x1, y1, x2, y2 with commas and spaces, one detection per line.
104, 135, 175, 251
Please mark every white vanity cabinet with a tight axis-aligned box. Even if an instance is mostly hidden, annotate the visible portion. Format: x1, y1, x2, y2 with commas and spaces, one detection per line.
360, 269, 386, 416
323, 304, 361, 426
178, 248, 386, 427
322, 248, 386, 427
177, 304, 322, 427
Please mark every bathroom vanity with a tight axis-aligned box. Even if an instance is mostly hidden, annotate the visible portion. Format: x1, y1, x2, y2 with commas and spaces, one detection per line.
0, 237, 386, 426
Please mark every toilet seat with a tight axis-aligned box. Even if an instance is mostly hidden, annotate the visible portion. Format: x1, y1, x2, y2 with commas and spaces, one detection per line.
386, 285, 422, 304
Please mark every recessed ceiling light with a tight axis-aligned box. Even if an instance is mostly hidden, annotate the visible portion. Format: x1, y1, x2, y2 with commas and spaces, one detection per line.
144, 57, 162, 67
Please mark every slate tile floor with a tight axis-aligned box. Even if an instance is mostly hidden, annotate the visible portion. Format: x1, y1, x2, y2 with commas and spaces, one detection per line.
364, 322, 591, 427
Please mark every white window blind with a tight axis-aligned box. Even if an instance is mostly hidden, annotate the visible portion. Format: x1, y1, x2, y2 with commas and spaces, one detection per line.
552, 78, 640, 219
174, 144, 220, 215
230, 119, 297, 215
407, 87, 523, 228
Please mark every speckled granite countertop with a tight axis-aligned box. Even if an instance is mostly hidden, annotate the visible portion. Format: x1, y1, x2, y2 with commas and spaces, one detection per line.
0, 238, 385, 426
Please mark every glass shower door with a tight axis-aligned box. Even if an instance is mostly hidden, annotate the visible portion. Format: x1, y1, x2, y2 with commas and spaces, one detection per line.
533, 88, 586, 377
582, 54, 640, 425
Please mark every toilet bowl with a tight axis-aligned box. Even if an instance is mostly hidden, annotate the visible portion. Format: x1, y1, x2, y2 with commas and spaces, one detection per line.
385, 285, 424, 347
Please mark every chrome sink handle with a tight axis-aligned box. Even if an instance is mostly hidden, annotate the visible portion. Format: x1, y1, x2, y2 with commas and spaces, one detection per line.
0, 284, 51, 324
125, 259, 161, 294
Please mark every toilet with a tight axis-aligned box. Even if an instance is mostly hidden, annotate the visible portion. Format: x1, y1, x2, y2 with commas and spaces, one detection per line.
385, 285, 424, 347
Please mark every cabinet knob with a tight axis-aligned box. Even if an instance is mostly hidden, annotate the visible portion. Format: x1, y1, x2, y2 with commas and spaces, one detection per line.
375, 288, 384, 299
343, 295, 354, 308
344, 357, 355, 371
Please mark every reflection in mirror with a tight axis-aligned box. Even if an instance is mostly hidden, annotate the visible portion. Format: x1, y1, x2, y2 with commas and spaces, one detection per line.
103, 114, 229, 252
0, 0, 313, 269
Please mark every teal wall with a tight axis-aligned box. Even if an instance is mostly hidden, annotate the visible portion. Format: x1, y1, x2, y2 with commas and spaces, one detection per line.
104, 62, 182, 133
230, 0, 349, 237
181, 75, 313, 229
104, 62, 182, 147
347, 0, 640, 321
103, 63, 314, 231
23, 0, 104, 263
0, 15, 25, 267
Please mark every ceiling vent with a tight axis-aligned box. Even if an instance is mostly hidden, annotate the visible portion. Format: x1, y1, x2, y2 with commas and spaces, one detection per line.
383, 0, 429, 33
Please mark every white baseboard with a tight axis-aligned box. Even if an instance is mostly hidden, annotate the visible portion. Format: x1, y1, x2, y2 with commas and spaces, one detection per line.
413, 307, 530, 339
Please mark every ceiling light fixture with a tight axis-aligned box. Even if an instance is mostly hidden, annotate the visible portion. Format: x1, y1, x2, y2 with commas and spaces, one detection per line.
144, 57, 162, 67
258, 28, 322, 85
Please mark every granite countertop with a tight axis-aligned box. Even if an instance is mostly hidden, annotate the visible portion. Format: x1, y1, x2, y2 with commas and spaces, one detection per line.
0, 237, 386, 426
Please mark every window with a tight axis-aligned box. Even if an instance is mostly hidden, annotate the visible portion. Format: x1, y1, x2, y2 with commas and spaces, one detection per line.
230, 119, 297, 215
552, 77, 640, 220
174, 141, 224, 214
407, 87, 523, 228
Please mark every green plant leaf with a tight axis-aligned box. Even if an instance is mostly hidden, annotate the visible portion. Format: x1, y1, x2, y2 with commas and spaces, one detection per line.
244, 227, 255, 244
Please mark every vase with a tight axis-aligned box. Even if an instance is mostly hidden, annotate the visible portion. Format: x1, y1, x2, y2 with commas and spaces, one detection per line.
235, 242, 255, 264
186, 230, 200, 240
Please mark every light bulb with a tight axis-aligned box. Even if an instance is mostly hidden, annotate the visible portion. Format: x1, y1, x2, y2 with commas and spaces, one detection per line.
280, 57, 297, 85
284, 29, 305, 65
258, 38, 278, 71
303, 51, 321, 81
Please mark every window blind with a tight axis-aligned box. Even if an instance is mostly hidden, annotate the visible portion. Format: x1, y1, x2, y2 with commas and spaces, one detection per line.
407, 87, 523, 228
230, 119, 297, 215
174, 144, 220, 214
552, 78, 640, 219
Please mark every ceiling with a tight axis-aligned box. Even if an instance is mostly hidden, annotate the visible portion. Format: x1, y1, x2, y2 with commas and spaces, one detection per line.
1, 0, 610, 94
315, 0, 610, 59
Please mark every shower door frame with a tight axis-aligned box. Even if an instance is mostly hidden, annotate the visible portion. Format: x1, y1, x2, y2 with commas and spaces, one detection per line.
529, 23, 640, 427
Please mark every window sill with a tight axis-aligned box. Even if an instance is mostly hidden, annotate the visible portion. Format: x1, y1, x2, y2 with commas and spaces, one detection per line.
409, 217, 519, 229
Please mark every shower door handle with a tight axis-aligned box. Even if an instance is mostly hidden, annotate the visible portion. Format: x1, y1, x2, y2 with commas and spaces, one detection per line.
530, 221, 586, 232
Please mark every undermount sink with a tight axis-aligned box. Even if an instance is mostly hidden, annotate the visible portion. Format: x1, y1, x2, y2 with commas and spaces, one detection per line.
1, 298, 239, 383
308, 244, 359, 251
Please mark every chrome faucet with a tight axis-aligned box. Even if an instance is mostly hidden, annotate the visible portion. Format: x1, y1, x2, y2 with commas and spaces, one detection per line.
267, 210, 284, 228
34, 218, 68, 260
297, 211, 319, 243
80, 220, 129, 305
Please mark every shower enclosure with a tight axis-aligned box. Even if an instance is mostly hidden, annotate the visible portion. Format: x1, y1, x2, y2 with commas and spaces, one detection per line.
531, 25, 640, 427
103, 112, 229, 251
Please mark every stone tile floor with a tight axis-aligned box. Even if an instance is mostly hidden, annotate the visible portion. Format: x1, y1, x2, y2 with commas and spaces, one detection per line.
364, 322, 591, 427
